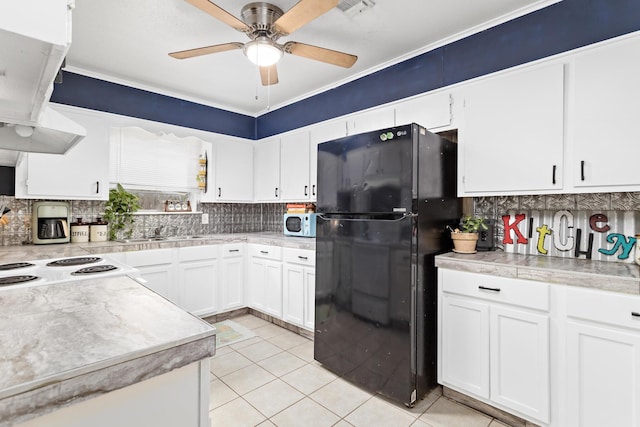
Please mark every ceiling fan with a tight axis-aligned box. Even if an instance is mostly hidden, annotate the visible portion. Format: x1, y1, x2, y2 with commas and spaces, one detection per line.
169, 0, 358, 86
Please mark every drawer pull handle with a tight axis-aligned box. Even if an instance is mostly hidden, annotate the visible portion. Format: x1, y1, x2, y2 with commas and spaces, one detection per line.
229, 249, 240, 253
478, 286, 501, 292
298, 256, 308, 260
632, 312, 640, 318
260, 250, 269, 254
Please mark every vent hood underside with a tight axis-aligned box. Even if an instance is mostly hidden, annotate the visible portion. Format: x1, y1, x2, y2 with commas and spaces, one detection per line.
0, 107, 86, 154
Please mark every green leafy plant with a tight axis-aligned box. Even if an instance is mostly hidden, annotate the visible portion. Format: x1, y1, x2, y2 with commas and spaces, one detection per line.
103, 183, 140, 240
459, 215, 488, 233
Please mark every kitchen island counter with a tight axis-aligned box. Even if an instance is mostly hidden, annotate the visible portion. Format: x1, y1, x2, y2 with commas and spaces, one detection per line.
0, 275, 216, 426
436, 251, 640, 294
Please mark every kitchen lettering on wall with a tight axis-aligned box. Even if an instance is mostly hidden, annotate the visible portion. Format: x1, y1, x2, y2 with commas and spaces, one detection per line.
501, 210, 639, 263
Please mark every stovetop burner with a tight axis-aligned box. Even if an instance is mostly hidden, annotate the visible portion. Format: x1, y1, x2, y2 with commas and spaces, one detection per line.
47, 257, 102, 267
71, 265, 118, 276
0, 262, 35, 271
0, 275, 40, 286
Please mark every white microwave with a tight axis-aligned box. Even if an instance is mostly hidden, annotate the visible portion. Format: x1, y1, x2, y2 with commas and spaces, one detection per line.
283, 213, 317, 237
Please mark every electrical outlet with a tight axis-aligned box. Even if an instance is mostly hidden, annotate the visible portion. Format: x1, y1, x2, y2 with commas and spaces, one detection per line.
201, 213, 209, 225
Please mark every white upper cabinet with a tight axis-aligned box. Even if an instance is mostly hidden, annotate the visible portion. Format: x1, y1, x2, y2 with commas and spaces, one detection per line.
280, 130, 311, 201
254, 137, 280, 202
459, 63, 565, 196
309, 120, 347, 201
348, 107, 396, 135
214, 138, 253, 202
15, 105, 110, 200
568, 35, 640, 191
395, 92, 452, 130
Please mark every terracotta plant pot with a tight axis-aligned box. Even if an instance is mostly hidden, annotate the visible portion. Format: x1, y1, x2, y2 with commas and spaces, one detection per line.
451, 232, 479, 253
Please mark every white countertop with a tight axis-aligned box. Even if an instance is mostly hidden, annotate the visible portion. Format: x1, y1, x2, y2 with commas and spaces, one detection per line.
0, 232, 315, 263
435, 251, 640, 294
0, 275, 216, 426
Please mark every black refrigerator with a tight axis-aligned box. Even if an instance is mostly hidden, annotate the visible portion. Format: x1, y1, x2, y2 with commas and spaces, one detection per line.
314, 123, 461, 406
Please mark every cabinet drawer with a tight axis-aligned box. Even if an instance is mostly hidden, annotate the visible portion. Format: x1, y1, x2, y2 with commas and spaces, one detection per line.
283, 248, 315, 266
249, 244, 282, 260
567, 287, 640, 331
126, 248, 174, 266
177, 245, 218, 262
441, 269, 549, 312
222, 243, 244, 258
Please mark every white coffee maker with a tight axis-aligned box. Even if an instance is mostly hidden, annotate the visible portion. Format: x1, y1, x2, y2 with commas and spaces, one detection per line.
32, 201, 70, 244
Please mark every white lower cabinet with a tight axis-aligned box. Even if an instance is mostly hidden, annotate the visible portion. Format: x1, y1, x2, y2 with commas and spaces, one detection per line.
282, 248, 315, 331
564, 287, 640, 427
177, 246, 218, 316
247, 244, 283, 318
219, 244, 245, 312
125, 248, 176, 302
438, 269, 550, 424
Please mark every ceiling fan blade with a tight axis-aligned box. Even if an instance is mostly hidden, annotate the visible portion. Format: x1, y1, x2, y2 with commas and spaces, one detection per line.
184, 0, 250, 32
169, 42, 244, 59
260, 65, 279, 86
284, 42, 357, 68
273, 0, 338, 35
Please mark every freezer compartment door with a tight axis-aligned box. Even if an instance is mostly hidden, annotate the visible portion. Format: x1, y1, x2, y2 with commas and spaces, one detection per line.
316, 126, 415, 213
314, 213, 419, 405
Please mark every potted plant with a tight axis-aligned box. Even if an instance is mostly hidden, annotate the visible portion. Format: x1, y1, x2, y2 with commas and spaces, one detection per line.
103, 183, 141, 240
448, 215, 488, 253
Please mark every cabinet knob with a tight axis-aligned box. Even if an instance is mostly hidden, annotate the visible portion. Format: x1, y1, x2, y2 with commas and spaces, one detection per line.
580, 160, 585, 181
632, 312, 640, 318
312, 185, 316, 196
218, 187, 222, 197
552, 165, 556, 185
298, 256, 308, 260
229, 249, 240, 253
275, 187, 278, 198
304, 185, 308, 196
260, 250, 269, 254
96, 181, 100, 194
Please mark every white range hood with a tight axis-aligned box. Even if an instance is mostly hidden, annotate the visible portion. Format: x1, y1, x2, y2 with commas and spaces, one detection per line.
0, 107, 86, 154
0, 0, 85, 155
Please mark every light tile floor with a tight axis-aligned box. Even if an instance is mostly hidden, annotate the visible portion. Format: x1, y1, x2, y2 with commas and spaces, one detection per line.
209, 314, 509, 427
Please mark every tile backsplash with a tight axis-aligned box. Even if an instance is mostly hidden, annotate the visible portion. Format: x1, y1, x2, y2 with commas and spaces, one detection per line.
474, 192, 640, 260
0, 195, 287, 246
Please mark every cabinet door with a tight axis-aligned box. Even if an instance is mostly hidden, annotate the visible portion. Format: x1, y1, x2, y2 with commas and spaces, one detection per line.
348, 107, 395, 135
248, 257, 283, 318
566, 321, 640, 427
309, 120, 347, 201
16, 106, 109, 200
440, 294, 490, 399
215, 139, 253, 201
460, 64, 564, 195
280, 130, 311, 201
220, 256, 244, 312
570, 36, 640, 190
394, 92, 452, 130
254, 137, 280, 201
490, 306, 550, 423
283, 264, 305, 327
303, 267, 315, 331
126, 249, 176, 302
178, 259, 218, 316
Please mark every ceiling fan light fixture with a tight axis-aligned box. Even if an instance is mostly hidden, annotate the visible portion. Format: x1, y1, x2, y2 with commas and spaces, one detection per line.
244, 37, 283, 66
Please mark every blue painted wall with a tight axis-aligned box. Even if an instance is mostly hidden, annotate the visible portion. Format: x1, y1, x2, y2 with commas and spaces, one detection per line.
52, 0, 640, 140
51, 72, 256, 139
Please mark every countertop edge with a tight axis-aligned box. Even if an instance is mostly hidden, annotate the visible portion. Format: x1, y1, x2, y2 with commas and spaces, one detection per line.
435, 252, 640, 295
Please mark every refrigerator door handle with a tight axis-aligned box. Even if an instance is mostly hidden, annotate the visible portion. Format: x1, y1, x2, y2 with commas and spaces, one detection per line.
317, 213, 416, 222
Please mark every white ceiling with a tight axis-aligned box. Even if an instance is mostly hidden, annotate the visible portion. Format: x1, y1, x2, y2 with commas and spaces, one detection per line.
65, 0, 559, 117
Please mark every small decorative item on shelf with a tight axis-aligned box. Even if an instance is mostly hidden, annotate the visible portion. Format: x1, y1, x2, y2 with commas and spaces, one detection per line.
447, 216, 488, 254
197, 152, 208, 192
164, 200, 192, 212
